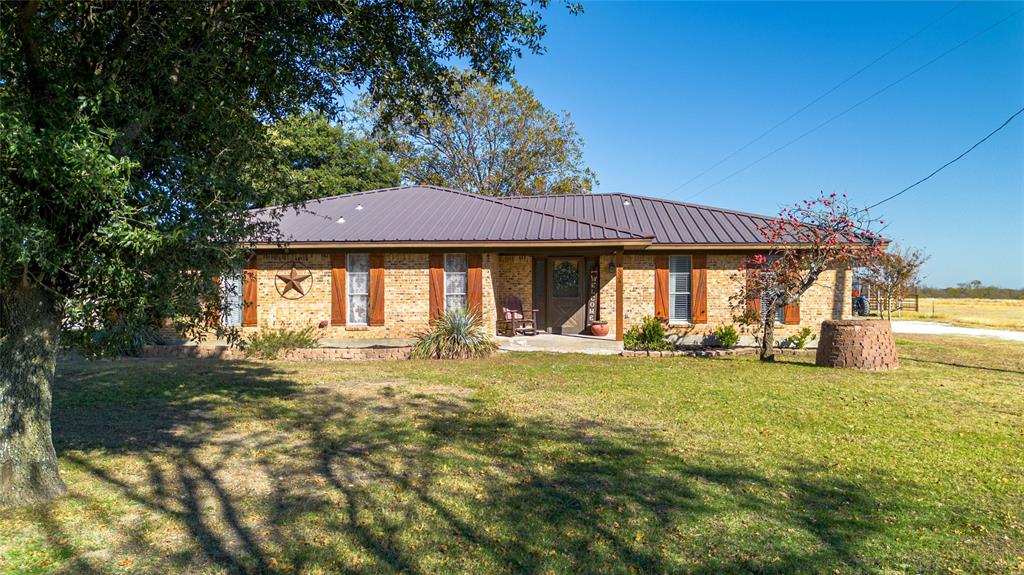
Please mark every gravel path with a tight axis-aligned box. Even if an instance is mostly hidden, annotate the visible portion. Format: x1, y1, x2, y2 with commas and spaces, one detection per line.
891, 320, 1024, 342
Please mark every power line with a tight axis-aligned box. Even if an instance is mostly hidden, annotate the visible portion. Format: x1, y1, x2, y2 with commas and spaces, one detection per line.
864, 106, 1024, 211
663, 1, 964, 198
682, 6, 1023, 202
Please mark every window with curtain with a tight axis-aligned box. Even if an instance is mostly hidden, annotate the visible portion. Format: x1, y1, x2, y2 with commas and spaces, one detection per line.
669, 255, 691, 324
347, 253, 369, 325
444, 253, 467, 311
221, 273, 243, 327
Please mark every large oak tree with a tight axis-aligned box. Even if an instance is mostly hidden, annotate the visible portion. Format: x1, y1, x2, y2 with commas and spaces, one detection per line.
0, 0, 563, 507
365, 72, 598, 196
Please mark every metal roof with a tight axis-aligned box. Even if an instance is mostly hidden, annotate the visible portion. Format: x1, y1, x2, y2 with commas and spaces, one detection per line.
253, 186, 650, 245
501, 193, 777, 245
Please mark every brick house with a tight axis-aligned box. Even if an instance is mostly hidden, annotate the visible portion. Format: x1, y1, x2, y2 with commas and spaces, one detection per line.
225, 186, 851, 343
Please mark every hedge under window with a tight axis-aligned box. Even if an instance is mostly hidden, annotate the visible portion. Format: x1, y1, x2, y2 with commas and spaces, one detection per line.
669, 255, 691, 323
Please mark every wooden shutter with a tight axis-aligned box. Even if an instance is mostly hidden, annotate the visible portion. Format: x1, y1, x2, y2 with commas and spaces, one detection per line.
242, 256, 258, 326
654, 255, 669, 321
745, 267, 761, 314
428, 253, 444, 322
692, 254, 708, 324
467, 253, 483, 315
783, 300, 800, 325
331, 254, 346, 326
368, 253, 385, 326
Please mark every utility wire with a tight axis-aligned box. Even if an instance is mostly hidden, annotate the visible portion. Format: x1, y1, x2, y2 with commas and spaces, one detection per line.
683, 6, 1023, 202
663, 1, 964, 198
864, 106, 1024, 211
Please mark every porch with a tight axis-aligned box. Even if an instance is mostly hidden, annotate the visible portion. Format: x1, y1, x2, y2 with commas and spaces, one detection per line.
496, 332, 622, 355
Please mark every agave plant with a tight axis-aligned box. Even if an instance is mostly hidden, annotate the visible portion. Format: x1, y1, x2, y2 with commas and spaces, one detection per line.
411, 307, 498, 360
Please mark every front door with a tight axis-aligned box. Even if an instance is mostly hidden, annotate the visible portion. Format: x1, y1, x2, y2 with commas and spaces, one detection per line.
547, 257, 586, 334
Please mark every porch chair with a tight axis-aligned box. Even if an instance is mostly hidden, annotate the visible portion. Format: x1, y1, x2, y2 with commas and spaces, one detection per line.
502, 295, 539, 336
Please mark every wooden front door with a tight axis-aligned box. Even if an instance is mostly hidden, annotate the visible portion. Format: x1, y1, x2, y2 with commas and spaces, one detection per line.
547, 257, 586, 334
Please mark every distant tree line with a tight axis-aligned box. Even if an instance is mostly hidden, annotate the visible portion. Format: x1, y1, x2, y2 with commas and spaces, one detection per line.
918, 281, 1024, 300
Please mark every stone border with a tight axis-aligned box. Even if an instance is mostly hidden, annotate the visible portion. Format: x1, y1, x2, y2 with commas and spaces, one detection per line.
622, 347, 815, 358
140, 345, 412, 361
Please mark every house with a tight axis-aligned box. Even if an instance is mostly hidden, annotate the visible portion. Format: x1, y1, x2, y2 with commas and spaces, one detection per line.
226, 185, 851, 343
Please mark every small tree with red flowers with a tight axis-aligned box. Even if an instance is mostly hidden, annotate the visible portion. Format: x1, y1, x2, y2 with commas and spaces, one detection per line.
737, 193, 884, 362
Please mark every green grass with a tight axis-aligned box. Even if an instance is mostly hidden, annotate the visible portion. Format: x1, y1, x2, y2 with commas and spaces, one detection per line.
2, 335, 1022, 574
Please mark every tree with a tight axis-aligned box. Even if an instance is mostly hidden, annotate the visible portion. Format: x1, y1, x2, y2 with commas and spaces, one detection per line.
737, 193, 884, 362
255, 113, 400, 207
1, 0, 559, 507
858, 245, 929, 320
364, 72, 598, 196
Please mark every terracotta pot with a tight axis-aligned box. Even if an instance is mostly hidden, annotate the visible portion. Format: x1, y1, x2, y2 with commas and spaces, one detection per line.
590, 322, 609, 337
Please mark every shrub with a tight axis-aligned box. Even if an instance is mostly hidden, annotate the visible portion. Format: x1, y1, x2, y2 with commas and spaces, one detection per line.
785, 327, 816, 349
83, 322, 165, 357
244, 326, 321, 359
624, 316, 672, 351
411, 307, 497, 359
713, 325, 740, 348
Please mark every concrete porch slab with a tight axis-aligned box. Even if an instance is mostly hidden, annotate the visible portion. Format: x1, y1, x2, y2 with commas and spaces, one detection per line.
496, 333, 623, 355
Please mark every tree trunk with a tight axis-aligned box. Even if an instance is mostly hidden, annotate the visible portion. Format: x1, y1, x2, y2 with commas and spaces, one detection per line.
759, 310, 776, 362
0, 282, 66, 508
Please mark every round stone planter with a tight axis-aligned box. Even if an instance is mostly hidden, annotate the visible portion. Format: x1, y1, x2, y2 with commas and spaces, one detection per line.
589, 322, 610, 337
815, 320, 898, 370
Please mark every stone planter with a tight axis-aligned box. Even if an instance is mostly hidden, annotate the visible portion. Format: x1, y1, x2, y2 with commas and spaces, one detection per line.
589, 322, 609, 337
815, 320, 898, 370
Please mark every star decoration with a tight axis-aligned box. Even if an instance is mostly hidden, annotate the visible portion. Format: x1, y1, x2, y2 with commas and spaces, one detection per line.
276, 266, 312, 297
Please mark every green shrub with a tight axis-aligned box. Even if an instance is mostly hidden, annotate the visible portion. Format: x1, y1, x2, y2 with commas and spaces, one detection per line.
244, 326, 321, 359
411, 307, 497, 359
84, 322, 166, 357
785, 327, 816, 349
624, 316, 672, 351
713, 325, 740, 348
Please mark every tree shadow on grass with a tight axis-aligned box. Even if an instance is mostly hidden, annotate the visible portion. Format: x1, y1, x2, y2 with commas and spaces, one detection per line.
25, 358, 907, 574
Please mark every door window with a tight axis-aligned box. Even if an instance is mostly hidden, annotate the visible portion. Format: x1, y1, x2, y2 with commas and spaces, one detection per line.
552, 260, 580, 298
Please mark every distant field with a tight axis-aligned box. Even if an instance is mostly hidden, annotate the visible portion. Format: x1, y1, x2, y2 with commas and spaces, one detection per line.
902, 297, 1024, 331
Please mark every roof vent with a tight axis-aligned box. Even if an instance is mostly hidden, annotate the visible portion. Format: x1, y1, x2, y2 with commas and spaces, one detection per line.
355, 204, 364, 210
622, 198, 631, 206
336, 216, 345, 224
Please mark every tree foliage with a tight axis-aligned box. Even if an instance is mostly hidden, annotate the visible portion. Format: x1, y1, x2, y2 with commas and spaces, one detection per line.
736, 193, 884, 361
365, 72, 597, 196
0, 0, 559, 507
255, 113, 400, 207
858, 245, 929, 320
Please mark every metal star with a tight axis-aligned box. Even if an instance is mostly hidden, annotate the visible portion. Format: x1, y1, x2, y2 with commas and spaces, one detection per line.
276, 266, 312, 297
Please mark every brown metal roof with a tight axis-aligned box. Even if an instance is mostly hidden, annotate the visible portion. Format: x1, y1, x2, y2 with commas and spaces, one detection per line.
253, 186, 650, 245
501, 193, 777, 245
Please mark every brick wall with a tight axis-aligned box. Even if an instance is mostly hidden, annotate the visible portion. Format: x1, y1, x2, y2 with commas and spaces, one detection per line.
247, 252, 496, 339
495, 255, 532, 333
607, 252, 852, 343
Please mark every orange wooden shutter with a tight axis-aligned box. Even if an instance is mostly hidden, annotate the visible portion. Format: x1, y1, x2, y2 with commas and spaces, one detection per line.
783, 300, 800, 325
654, 255, 669, 320
428, 253, 444, 321
467, 253, 483, 315
242, 256, 258, 326
368, 253, 385, 326
692, 254, 708, 324
745, 267, 761, 314
331, 254, 346, 326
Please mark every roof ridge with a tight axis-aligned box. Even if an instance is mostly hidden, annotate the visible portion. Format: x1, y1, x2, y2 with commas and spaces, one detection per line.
432, 187, 651, 239
503, 191, 775, 221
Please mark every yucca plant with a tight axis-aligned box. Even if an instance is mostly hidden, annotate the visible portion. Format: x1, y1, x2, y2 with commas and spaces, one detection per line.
411, 307, 498, 360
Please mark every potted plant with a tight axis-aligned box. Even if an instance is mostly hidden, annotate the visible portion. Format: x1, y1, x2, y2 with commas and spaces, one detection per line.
589, 320, 609, 337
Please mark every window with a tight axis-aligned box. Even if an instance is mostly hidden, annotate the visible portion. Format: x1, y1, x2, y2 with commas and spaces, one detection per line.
444, 253, 467, 311
759, 255, 786, 324
347, 253, 369, 325
669, 255, 691, 323
221, 273, 243, 327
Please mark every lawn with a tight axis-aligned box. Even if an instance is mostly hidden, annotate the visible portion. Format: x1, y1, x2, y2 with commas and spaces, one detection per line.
2, 336, 1022, 575
902, 297, 1024, 331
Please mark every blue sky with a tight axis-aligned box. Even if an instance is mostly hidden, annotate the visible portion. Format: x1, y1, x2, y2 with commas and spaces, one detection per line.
512, 1, 1023, 287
